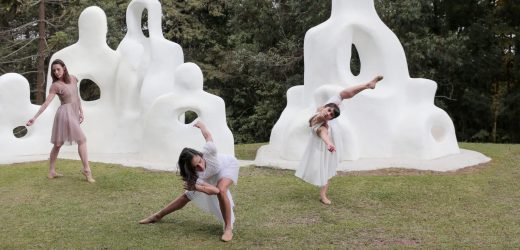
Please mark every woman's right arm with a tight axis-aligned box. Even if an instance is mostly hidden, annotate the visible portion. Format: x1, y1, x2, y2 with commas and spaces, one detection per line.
195, 182, 220, 195
184, 181, 220, 195
194, 121, 213, 142
26, 85, 57, 126
317, 125, 336, 152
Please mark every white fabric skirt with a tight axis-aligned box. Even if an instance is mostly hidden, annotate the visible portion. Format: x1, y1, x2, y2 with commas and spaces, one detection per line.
295, 123, 341, 187
185, 154, 239, 225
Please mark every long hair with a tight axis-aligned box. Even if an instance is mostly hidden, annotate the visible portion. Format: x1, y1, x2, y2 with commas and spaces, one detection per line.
177, 147, 203, 186
50, 59, 71, 83
308, 102, 341, 126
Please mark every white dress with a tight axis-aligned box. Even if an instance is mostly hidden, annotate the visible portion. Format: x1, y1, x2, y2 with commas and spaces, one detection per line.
185, 141, 239, 225
295, 95, 343, 187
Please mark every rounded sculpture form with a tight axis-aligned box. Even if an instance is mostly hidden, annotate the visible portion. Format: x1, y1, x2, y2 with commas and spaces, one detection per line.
117, 0, 184, 113
0, 74, 53, 159
141, 63, 234, 166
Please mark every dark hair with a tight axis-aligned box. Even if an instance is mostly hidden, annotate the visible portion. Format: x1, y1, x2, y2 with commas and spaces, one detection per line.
324, 103, 340, 119
308, 102, 341, 127
177, 147, 203, 185
50, 59, 71, 83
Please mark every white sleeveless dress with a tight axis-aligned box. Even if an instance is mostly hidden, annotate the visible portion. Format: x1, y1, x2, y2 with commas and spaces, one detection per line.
185, 141, 239, 225
295, 94, 343, 187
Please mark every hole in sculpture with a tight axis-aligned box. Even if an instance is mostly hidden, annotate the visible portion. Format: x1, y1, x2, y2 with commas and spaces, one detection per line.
431, 125, 446, 142
141, 8, 149, 38
79, 79, 101, 101
13, 126, 28, 138
179, 110, 199, 124
350, 44, 361, 76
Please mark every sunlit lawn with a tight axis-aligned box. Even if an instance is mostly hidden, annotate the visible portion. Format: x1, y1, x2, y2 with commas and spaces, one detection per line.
1, 143, 519, 249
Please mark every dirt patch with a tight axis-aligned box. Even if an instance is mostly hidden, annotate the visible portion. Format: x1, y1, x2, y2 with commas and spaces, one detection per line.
372, 237, 421, 247
337, 162, 492, 176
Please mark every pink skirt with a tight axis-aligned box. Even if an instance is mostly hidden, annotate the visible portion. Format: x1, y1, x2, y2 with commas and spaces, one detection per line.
50, 103, 86, 145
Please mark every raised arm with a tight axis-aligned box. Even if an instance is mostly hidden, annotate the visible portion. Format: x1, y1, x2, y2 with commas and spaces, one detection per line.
339, 75, 383, 100
194, 121, 213, 142
26, 85, 58, 126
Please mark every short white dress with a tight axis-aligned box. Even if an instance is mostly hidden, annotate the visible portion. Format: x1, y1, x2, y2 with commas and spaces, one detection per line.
185, 141, 239, 225
295, 95, 343, 187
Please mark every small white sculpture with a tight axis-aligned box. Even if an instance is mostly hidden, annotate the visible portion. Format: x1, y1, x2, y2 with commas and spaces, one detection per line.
256, 0, 490, 171
0, 74, 53, 158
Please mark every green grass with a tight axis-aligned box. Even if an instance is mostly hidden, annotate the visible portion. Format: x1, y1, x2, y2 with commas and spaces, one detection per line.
1, 143, 519, 249
234, 142, 266, 160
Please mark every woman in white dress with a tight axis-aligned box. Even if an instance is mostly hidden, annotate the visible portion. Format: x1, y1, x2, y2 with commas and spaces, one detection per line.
295, 75, 383, 205
139, 121, 239, 242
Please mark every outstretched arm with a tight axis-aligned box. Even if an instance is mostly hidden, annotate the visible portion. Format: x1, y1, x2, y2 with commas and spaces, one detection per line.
316, 124, 336, 153
339, 75, 383, 100
194, 121, 213, 142
26, 85, 57, 126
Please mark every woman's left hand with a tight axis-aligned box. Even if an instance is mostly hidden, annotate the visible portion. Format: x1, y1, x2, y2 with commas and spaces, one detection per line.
79, 113, 84, 124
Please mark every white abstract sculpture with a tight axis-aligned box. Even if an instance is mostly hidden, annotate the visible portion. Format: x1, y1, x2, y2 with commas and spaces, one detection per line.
0, 0, 234, 170
141, 63, 234, 165
0, 74, 53, 160
256, 0, 490, 171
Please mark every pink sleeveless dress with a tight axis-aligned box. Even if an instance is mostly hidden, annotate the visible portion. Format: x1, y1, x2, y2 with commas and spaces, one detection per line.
50, 77, 86, 145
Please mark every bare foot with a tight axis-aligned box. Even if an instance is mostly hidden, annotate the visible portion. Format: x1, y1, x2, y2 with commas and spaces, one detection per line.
48, 172, 64, 179
368, 75, 384, 89
80, 169, 96, 183
320, 196, 332, 205
139, 213, 161, 224
221, 228, 233, 242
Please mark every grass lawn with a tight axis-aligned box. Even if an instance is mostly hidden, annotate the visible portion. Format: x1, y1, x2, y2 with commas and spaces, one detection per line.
1, 143, 519, 249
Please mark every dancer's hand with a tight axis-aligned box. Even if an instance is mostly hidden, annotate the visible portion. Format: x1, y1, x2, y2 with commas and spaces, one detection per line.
327, 143, 336, 153
26, 118, 35, 126
194, 121, 205, 129
79, 113, 84, 124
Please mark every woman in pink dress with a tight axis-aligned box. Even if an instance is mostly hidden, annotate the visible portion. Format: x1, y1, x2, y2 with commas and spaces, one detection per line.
26, 59, 95, 183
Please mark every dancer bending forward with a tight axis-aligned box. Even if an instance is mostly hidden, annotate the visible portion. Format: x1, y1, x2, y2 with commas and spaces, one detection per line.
139, 121, 239, 242
295, 75, 383, 204
26, 59, 95, 183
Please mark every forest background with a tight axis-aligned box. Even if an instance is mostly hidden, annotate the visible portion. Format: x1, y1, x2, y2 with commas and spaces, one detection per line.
1, 0, 519, 144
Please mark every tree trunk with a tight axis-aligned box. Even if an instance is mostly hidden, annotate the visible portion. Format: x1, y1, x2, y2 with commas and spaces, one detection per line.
36, 0, 45, 104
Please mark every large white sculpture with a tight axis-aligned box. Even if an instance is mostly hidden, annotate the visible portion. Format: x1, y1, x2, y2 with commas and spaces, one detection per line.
0, 0, 234, 169
255, 0, 490, 171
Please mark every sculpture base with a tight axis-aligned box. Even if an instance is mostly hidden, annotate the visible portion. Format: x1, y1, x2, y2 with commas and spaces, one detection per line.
255, 149, 491, 172
1, 150, 490, 172
0, 153, 254, 171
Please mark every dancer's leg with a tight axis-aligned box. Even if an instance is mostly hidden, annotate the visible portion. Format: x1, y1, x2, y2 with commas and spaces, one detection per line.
340, 75, 383, 99
78, 142, 95, 183
48, 144, 63, 179
216, 178, 234, 241
139, 194, 191, 224
320, 182, 331, 205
